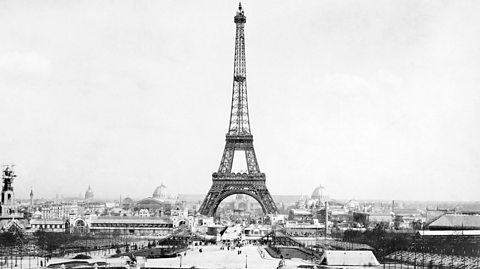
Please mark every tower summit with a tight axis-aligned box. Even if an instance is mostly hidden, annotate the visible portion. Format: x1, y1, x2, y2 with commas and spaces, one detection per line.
199, 4, 277, 216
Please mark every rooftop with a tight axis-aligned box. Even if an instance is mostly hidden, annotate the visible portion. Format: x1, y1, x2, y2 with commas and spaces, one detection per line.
91, 216, 172, 224
320, 250, 380, 266
429, 214, 480, 229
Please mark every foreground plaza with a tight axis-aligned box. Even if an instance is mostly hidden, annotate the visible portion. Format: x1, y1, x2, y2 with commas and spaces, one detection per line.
142, 245, 312, 269
33, 245, 313, 269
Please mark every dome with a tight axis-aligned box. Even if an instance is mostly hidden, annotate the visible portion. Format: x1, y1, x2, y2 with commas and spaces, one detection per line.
33, 210, 42, 219
152, 184, 167, 199
121, 197, 134, 209
122, 197, 134, 205
311, 185, 324, 200
84, 185, 94, 200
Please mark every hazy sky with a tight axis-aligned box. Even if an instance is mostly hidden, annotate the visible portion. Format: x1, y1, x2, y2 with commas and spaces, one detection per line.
1, 0, 479, 201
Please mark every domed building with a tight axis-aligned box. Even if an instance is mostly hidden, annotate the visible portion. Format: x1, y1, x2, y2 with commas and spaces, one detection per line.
311, 185, 325, 202
84, 186, 94, 201
152, 184, 167, 200
132, 184, 179, 217
32, 210, 42, 219
306, 185, 329, 208
121, 197, 135, 209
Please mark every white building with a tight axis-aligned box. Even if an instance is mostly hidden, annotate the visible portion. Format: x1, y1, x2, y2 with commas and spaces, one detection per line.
89, 216, 173, 236
29, 219, 66, 233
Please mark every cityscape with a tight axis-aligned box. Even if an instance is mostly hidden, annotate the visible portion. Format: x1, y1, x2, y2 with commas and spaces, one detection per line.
1, 1, 480, 269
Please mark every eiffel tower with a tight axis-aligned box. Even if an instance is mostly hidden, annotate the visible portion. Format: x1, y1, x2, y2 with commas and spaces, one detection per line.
199, 4, 277, 217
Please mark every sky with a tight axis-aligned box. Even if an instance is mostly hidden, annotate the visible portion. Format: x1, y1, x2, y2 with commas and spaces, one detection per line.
0, 0, 479, 202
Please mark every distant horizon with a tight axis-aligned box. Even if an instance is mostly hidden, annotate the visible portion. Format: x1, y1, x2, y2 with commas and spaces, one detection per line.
15, 192, 480, 204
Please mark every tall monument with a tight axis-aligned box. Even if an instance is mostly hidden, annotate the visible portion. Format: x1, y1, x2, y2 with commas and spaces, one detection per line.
1, 166, 18, 217
199, 4, 277, 216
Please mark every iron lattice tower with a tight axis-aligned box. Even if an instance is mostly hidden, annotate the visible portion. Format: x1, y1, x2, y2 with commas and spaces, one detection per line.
199, 4, 277, 216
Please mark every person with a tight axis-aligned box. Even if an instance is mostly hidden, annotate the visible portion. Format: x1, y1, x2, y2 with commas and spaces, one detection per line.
277, 258, 286, 269
130, 254, 137, 264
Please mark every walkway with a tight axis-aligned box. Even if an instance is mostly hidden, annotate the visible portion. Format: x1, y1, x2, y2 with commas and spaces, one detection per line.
144, 244, 315, 269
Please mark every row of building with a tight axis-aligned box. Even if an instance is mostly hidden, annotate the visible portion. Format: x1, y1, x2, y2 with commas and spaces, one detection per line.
0, 166, 198, 236
2, 166, 479, 241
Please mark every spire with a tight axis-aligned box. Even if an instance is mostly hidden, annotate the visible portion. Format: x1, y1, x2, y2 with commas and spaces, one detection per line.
229, 2, 249, 135
238, 3, 243, 14
234, 3, 246, 23
30, 187, 34, 209
85, 185, 94, 201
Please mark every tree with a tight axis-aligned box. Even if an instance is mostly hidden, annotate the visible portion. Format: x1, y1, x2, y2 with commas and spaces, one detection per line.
0, 232, 18, 247
343, 229, 362, 242
34, 231, 71, 255
374, 222, 390, 232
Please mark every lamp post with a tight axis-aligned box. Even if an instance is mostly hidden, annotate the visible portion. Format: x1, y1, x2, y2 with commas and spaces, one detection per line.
245, 254, 247, 269
19, 238, 24, 269
450, 249, 454, 269
476, 249, 479, 269
85, 233, 88, 255
440, 248, 443, 268
413, 244, 417, 269
422, 245, 425, 269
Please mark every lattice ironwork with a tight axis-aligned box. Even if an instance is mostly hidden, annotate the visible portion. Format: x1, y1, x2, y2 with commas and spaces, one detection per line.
199, 4, 277, 217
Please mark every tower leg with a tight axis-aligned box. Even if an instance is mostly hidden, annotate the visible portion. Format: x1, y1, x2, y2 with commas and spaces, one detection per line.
199, 177, 277, 217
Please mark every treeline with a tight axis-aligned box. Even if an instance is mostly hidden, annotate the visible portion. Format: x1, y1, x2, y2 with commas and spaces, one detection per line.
0, 232, 22, 248
342, 225, 412, 258
341, 225, 480, 258
0, 231, 124, 257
